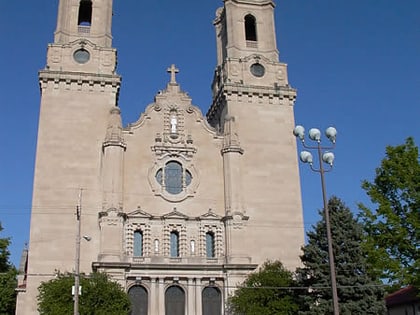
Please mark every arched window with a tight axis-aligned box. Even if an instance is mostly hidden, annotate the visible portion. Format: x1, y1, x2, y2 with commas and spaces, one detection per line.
133, 230, 143, 257
244, 14, 257, 41
170, 231, 179, 257
202, 287, 222, 315
78, 0, 92, 26
206, 232, 215, 258
156, 161, 192, 195
154, 239, 159, 254
128, 285, 148, 315
190, 240, 196, 255
165, 286, 185, 315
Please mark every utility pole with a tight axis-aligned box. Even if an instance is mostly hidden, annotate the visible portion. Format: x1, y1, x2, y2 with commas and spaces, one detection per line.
74, 189, 82, 315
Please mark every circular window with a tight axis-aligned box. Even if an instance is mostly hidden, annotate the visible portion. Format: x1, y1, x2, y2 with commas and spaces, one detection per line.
73, 49, 90, 64
250, 63, 265, 77
156, 161, 192, 195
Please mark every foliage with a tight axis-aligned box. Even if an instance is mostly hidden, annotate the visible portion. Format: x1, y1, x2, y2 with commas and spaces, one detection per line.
358, 137, 420, 289
296, 196, 385, 314
0, 222, 12, 272
228, 260, 299, 315
0, 269, 18, 315
0, 222, 17, 315
37, 272, 131, 315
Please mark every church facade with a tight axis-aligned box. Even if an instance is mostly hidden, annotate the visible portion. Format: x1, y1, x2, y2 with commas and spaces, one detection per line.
16, 0, 304, 314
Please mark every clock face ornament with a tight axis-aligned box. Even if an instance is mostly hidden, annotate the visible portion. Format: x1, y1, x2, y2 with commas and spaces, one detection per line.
250, 63, 265, 77
73, 49, 90, 64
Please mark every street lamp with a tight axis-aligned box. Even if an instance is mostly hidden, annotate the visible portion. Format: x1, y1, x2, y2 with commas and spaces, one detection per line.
74, 190, 90, 315
74, 202, 81, 315
293, 125, 340, 315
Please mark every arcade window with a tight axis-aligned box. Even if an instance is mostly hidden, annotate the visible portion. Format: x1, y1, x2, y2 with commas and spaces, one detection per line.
245, 14, 257, 41
78, 0, 92, 26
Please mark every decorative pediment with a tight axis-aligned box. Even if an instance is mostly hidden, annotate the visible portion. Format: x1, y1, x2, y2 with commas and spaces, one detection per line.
198, 209, 223, 221
162, 207, 190, 220
126, 207, 154, 219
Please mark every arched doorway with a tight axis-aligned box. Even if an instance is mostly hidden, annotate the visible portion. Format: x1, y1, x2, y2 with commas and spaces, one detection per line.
128, 285, 148, 315
202, 287, 221, 315
165, 285, 185, 315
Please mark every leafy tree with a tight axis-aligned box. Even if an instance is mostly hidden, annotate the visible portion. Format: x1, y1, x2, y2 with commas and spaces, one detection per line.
296, 197, 385, 314
0, 222, 17, 315
37, 272, 131, 315
228, 260, 299, 315
359, 137, 420, 289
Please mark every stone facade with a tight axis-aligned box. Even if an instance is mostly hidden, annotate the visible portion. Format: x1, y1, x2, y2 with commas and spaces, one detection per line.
16, 0, 304, 314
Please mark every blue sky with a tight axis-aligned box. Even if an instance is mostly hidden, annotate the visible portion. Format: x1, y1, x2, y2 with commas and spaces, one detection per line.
0, 1, 419, 267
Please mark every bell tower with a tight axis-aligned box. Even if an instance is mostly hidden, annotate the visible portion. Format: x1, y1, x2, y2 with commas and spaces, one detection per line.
208, 0, 304, 269
16, 0, 120, 313
54, 0, 113, 47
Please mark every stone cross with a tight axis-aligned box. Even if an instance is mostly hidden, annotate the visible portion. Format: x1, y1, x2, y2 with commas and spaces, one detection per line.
167, 64, 179, 84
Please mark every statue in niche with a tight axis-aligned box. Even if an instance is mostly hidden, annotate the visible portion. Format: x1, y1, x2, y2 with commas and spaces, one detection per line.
170, 115, 177, 133
169, 108, 179, 135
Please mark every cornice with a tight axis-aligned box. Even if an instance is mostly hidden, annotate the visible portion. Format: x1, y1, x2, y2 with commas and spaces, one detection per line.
207, 82, 297, 121
92, 261, 258, 271
225, 0, 275, 8
39, 70, 121, 86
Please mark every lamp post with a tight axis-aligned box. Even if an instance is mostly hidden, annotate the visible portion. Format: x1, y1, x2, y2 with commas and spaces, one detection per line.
74, 190, 82, 315
74, 209, 80, 315
293, 125, 340, 315
74, 190, 91, 315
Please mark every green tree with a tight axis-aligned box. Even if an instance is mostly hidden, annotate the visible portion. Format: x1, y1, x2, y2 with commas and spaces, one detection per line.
0, 222, 17, 315
37, 272, 131, 315
296, 197, 385, 315
359, 137, 420, 289
228, 260, 299, 315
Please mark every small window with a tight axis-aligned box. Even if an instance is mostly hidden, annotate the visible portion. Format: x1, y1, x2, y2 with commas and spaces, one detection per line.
170, 231, 179, 257
206, 232, 215, 258
154, 239, 160, 254
245, 14, 257, 41
78, 0, 92, 26
156, 161, 192, 195
190, 240, 195, 255
133, 230, 143, 257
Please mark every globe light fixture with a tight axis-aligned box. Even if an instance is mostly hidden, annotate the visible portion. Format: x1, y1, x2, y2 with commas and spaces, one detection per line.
322, 152, 335, 166
325, 127, 337, 143
308, 128, 321, 142
293, 125, 305, 140
293, 125, 339, 315
300, 151, 313, 164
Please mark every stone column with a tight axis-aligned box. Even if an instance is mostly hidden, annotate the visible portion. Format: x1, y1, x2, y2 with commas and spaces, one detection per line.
221, 115, 249, 263
187, 278, 194, 315
158, 278, 165, 314
102, 107, 125, 211
150, 278, 157, 314
195, 278, 203, 315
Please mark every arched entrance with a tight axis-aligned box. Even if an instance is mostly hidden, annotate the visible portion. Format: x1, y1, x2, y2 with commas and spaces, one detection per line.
165, 285, 185, 315
202, 287, 222, 315
128, 285, 148, 315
